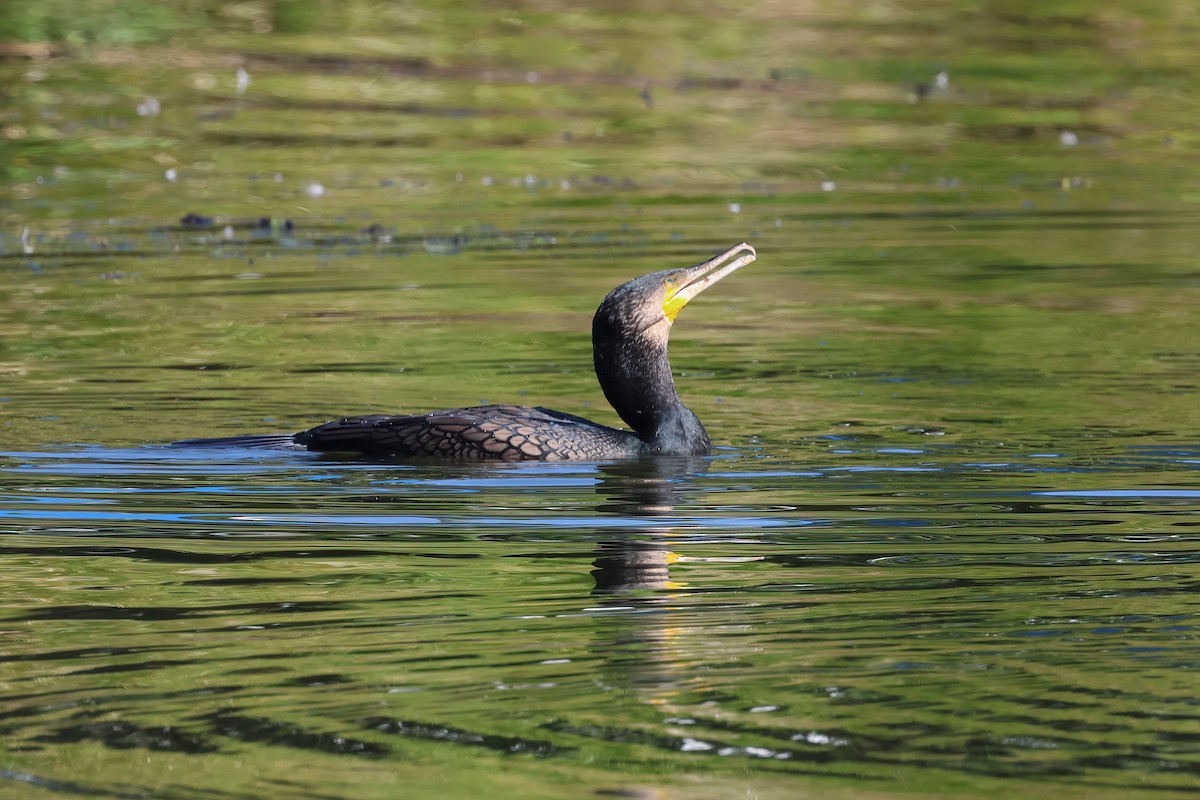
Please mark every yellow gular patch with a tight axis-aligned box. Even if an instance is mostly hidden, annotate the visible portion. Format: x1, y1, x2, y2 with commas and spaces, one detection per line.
662, 288, 688, 322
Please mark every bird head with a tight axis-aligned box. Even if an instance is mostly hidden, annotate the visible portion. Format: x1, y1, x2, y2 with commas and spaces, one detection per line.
594, 242, 757, 341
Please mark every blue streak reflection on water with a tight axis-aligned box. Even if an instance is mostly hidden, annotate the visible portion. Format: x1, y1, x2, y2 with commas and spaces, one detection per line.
2, 444, 1199, 798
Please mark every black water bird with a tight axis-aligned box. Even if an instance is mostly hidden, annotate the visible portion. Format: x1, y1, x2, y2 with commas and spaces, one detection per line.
174, 242, 756, 460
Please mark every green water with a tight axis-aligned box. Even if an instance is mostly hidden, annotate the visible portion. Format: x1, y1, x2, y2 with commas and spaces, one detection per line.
2, 2, 1200, 798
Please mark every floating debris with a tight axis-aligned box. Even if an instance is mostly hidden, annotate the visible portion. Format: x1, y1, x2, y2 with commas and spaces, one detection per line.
364, 223, 391, 243
258, 217, 289, 232
909, 70, 948, 104
180, 212, 213, 229
136, 96, 161, 117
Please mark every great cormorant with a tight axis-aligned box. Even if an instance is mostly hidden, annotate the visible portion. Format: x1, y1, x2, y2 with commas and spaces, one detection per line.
174, 242, 756, 460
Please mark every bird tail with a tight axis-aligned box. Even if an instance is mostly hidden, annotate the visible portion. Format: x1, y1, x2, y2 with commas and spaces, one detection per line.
170, 434, 303, 450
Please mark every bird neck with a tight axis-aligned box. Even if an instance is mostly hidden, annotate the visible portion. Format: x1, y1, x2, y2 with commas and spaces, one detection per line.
592, 325, 711, 455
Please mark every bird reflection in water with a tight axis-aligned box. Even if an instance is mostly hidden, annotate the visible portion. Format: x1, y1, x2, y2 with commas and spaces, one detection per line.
585, 455, 766, 722
590, 456, 707, 594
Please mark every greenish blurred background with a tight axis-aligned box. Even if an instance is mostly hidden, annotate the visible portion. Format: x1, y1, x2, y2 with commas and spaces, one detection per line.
3, 4, 1200, 800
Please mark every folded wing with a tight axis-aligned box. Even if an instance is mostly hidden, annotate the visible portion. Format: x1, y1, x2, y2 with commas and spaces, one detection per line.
295, 404, 639, 460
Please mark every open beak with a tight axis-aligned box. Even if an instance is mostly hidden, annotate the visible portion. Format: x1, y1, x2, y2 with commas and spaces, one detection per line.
662, 242, 756, 322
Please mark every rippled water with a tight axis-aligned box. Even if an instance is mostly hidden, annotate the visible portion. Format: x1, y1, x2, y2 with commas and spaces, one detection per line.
5, 2, 1200, 798
4, 439, 1200, 798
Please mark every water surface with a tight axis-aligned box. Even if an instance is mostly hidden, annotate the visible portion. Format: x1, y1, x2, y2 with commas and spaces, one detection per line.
2, 3, 1200, 798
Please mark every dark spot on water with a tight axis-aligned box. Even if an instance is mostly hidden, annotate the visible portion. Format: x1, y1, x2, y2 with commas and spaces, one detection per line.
363, 716, 560, 756
281, 673, 355, 687
202, 710, 388, 757
34, 719, 217, 754
179, 212, 212, 229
